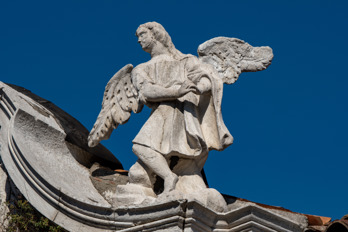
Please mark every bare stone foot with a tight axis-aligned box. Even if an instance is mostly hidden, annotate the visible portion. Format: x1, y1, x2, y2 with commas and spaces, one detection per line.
163, 173, 178, 193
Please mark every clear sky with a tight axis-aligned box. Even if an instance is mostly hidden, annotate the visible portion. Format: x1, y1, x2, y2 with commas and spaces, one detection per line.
1, 0, 347, 221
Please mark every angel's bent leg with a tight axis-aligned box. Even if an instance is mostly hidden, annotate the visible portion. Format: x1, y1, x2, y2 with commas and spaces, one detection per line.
132, 144, 178, 193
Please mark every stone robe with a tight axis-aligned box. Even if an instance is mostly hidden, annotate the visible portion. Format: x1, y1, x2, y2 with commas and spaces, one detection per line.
131, 54, 233, 159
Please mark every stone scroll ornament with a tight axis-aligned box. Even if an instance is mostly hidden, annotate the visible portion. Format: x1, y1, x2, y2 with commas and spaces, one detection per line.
88, 22, 273, 212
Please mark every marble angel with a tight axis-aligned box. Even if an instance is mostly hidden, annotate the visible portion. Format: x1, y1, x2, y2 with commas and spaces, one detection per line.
88, 22, 273, 211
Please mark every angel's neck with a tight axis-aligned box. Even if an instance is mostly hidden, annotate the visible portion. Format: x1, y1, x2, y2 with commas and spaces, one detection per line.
150, 42, 170, 58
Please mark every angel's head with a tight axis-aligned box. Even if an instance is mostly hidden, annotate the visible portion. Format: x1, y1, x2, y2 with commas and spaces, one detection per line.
136, 22, 184, 59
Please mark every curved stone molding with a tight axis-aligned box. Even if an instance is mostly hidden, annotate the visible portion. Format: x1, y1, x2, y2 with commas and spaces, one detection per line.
0, 82, 125, 231
0, 82, 309, 232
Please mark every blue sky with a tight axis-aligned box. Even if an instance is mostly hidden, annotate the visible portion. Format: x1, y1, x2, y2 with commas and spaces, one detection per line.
1, 0, 347, 220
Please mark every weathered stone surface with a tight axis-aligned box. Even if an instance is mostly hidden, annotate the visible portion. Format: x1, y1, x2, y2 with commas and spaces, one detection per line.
0, 82, 123, 232
89, 163, 128, 205
88, 22, 274, 212
0, 81, 312, 231
198, 36, 273, 84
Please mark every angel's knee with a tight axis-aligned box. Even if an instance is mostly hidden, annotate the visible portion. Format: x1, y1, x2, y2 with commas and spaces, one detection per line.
132, 144, 142, 157
132, 143, 153, 161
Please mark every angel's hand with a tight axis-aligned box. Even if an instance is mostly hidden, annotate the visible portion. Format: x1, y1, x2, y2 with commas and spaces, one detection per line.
178, 80, 198, 97
193, 77, 212, 95
187, 69, 208, 83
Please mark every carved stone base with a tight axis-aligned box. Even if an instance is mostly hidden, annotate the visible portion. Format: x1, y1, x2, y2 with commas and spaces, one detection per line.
115, 183, 156, 206
0, 82, 310, 231
112, 199, 308, 232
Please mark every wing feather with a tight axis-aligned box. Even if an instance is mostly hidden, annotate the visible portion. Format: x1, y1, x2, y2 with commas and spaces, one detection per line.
198, 37, 273, 84
88, 64, 142, 147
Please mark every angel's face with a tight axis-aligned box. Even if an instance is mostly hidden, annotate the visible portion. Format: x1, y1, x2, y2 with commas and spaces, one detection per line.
137, 28, 154, 53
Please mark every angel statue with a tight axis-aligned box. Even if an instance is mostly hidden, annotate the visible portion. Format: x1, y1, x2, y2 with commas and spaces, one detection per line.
88, 22, 273, 211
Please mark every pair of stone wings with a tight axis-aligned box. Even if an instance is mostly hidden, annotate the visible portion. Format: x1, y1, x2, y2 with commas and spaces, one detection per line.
88, 37, 273, 147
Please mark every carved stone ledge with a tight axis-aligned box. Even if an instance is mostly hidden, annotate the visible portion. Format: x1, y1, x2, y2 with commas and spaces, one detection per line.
0, 82, 309, 231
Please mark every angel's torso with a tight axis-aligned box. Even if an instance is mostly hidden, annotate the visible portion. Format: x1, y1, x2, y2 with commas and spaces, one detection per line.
132, 54, 201, 108
135, 54, 192, 88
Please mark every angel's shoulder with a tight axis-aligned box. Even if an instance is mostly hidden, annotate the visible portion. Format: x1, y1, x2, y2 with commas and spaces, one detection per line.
132, 62, 149, 76
133, 61, 147, 70
181, 54, 197, 61
131, 62, 152, 88
133, 55, 173, 74
182, 54, 207, 70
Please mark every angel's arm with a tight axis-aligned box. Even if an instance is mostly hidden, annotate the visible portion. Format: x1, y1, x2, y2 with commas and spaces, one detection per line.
133, 67, 196, 103
140, 81, 196, 102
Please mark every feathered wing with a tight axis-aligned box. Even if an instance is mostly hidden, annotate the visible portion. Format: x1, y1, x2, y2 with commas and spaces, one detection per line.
88, 64, 143, 147
197, 37, 273, 84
